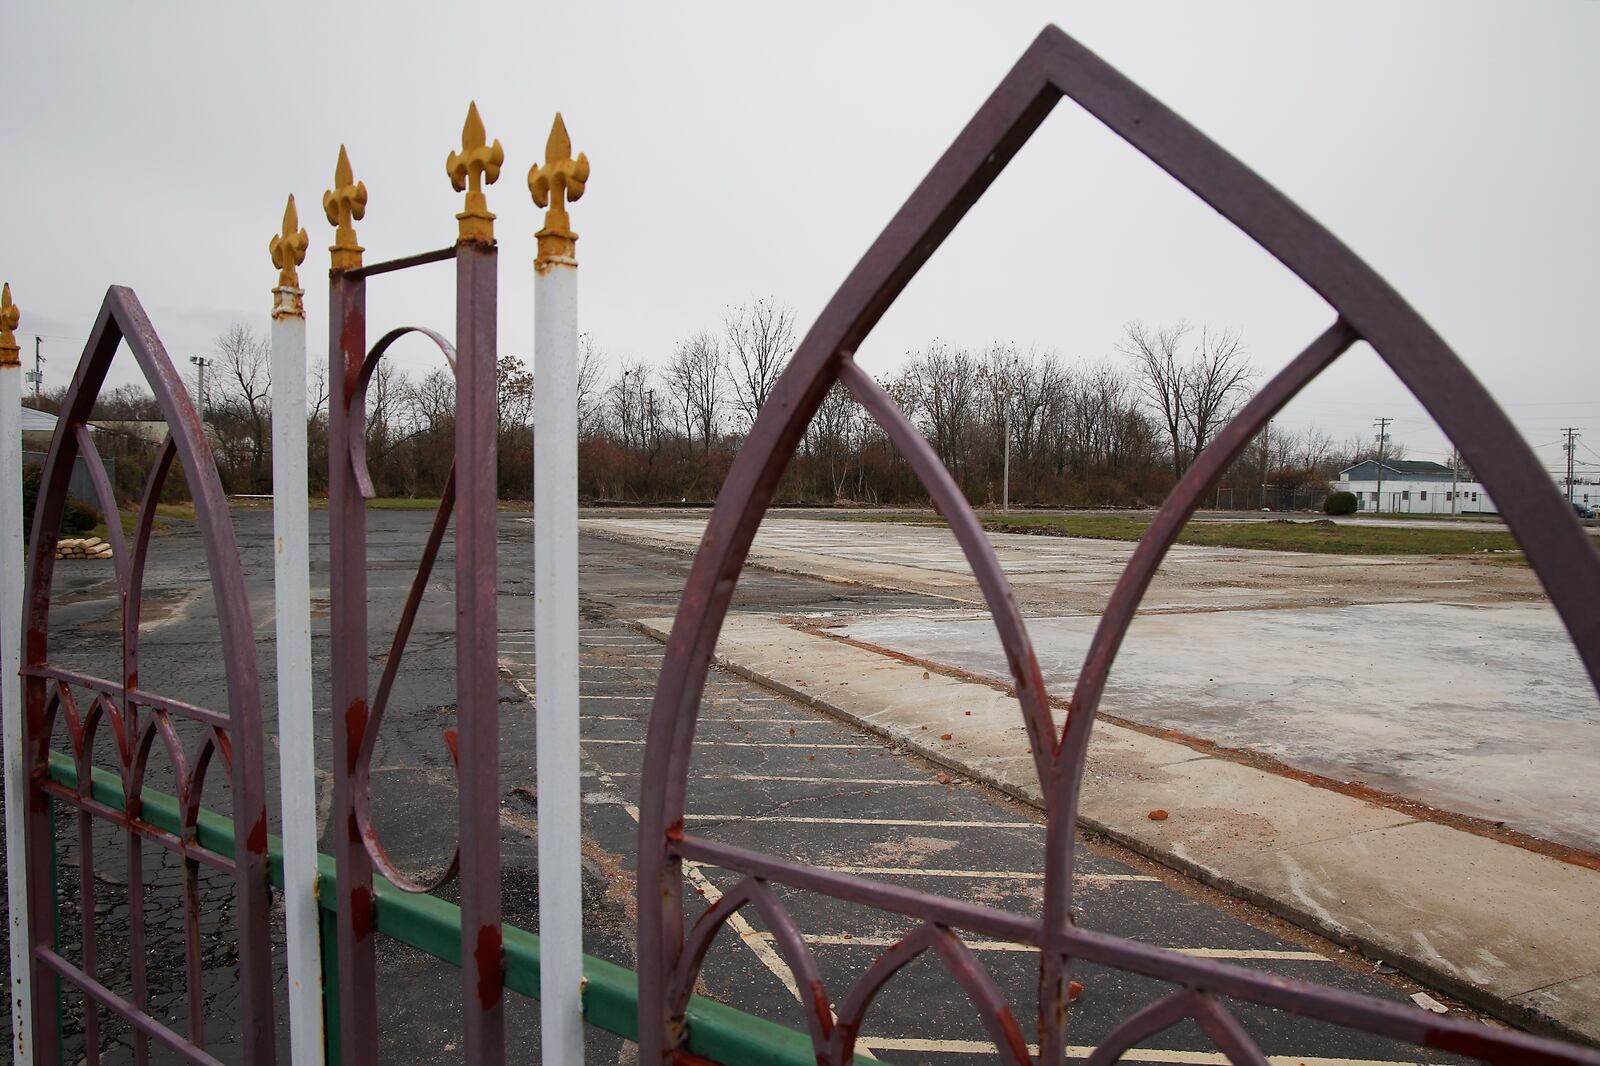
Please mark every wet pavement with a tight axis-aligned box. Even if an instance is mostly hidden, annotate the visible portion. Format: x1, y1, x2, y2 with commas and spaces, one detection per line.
0, 508, 1520, 1062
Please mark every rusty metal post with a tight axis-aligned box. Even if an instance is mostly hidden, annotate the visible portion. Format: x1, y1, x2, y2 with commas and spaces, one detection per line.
448, 100, 507, 1063
324, 144, 380, 1063
453, 240, 505, 1064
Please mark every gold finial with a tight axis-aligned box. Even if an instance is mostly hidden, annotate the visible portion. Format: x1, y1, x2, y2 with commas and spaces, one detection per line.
0, 283, 18, 367
528, 112, 589, 262
270, 194, 310, 297
446, 101, 504, 245
323, 145, 368, 272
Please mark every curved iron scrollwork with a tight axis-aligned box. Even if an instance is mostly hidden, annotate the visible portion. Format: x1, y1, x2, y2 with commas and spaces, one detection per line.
346, 324, 464, 894
21, 287, 276, 1064
637, 25, 1600, 1065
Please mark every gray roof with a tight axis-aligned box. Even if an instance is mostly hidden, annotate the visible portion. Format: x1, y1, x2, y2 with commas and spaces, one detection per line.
20, 407, 57, 432
1339, 458, 1454, 479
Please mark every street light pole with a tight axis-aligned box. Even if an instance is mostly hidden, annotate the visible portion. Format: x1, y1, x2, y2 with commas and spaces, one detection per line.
190, 355, 211, 425
1002, 406, 1010, 514
1261, 419, 1271, 511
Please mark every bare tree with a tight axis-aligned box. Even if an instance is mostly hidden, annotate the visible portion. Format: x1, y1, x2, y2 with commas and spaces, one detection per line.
213, 323, 272, 490
667, 330, 726, 454
308, 362, 329, 424
902, 341, 978, 472
1180, 326, 1253, 464
807, 381, 860, 499
1119, 321, 1189, 476
497, 354, 536, 431
724, 297, 795, 432
1120, 321, 1253, 476
576, 334, 605, 440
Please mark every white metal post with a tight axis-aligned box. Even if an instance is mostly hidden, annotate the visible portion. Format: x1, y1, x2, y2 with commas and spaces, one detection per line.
268, 199, 325, 1065
531, 113, 589, 1066
1, 283, 34, 1064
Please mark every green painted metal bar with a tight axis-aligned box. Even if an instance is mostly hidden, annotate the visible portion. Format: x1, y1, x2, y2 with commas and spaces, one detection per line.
48, 793, 62, 1065
43, 753, 830, 1064
318, 898, 342, 1066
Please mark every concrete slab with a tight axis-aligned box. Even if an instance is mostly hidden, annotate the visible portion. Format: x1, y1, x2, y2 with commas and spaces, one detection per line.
647, 612, 1600, 1045
1515, 972, 1600, 1042
1082, 755, 1417, 858
1228, 822, 1600, 1031
583, 515, 1547, 615
840, 602, 1600, 852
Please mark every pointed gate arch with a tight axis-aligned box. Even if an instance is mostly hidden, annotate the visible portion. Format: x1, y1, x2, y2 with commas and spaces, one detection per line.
637, 25, 1600, 1065
21, 287, 275, 1065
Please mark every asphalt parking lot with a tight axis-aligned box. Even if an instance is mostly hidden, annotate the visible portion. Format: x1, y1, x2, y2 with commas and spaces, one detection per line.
6, 508, 1503, 1063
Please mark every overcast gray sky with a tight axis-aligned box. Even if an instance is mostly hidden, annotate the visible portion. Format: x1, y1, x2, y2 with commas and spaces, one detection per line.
8, 3, 1598, 479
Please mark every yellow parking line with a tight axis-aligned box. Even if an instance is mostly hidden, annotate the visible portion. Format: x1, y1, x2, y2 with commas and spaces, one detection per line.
686, 814, 1039, 829
859, 1038, 1421, 1064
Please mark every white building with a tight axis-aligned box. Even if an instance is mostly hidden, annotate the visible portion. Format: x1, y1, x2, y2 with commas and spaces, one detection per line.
1331, 459, 1495, 515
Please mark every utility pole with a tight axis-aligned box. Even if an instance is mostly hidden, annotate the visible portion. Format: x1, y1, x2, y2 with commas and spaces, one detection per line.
1562, 428, 1580, 503
1373, 417, 1392, 513
189, 355, 211, 424
1450, 446, 1459, 517
24, 337, 42, 402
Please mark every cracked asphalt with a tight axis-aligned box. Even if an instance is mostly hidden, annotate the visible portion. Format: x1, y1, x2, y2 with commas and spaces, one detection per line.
2, 508, 1497, 1063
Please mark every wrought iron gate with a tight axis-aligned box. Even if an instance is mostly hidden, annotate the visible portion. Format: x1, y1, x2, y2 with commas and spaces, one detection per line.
635, 25, 1600, 1066
21, 288, 276, 1064
10, 24, 1600, 1066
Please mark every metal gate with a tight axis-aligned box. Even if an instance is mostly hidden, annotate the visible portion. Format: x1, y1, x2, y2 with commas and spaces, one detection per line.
20, 288, 277, 1064
8, 24, 1600, 1066
635, 25, 1600, 1066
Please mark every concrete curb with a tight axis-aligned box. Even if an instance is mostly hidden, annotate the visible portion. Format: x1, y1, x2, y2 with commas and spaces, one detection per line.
628, 613, 1600, 1048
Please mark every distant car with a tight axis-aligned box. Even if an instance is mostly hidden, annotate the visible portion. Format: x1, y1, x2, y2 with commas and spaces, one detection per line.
1574, 502, 1595, 519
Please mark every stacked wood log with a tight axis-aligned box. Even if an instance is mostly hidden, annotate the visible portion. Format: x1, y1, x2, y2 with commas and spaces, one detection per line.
56, 537, 113, 560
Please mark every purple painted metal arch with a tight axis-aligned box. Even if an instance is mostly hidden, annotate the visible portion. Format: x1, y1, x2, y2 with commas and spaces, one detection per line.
637, 23, 1600, 1066
20, 286, 276, 1064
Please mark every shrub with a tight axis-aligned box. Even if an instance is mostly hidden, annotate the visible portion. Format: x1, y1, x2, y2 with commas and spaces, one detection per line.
62, 499, 100, 535
21, 464, 103, 537
1324, 490, 1357, 516
22, 462, 41, 532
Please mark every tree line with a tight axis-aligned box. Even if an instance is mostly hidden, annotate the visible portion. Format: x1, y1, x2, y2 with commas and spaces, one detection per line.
25, 299, 1397, 511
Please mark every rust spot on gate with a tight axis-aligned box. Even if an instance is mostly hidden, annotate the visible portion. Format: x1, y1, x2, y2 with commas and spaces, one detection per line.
344, 698, 368, 773
246, 811, 268, 855
808, 979, 833, 1039
475, 924, 504, 1009
350, 885, 374, 939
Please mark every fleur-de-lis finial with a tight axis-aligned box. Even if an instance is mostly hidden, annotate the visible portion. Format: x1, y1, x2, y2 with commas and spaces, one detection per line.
0, 283, 19, 367
446, 101, 504, 244
528, 112, 589, 261
270, 195, 310, 289
323, 145, 368, 271
269, 195, 310, 318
